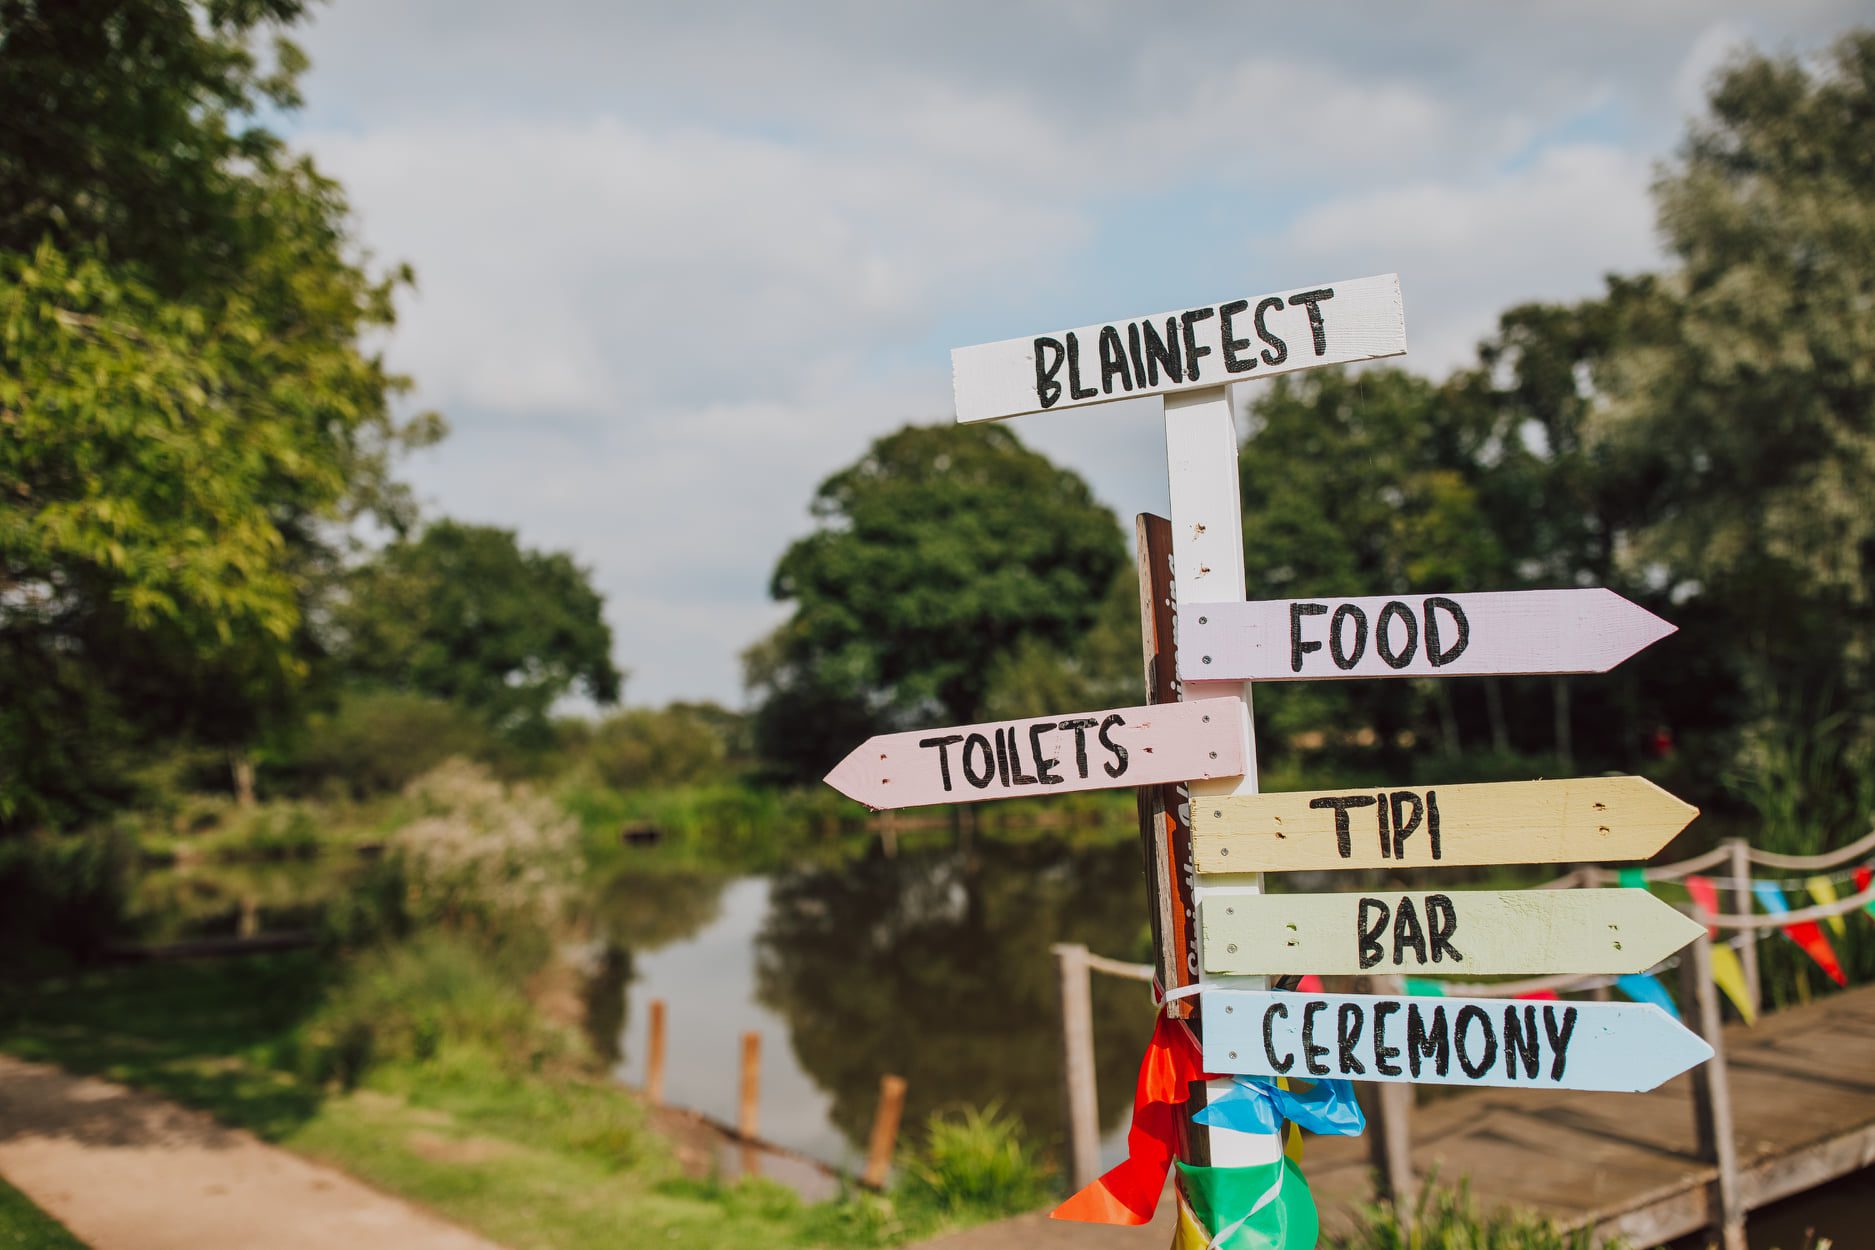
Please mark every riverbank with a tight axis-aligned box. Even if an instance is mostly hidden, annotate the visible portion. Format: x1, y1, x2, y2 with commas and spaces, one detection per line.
0, 952, 1031, 1250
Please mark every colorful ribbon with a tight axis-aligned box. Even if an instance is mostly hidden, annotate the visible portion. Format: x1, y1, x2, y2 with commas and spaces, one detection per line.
1175, 1158, 1319, 1250
1753, 880, 1847, 987
1052, 1014, 1216, 1224
1615, 972, 1679, 1018
1192, 1076, 1365, 1138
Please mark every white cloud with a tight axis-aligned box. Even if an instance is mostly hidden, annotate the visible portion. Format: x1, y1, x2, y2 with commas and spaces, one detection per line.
1267, 145, 1661, 373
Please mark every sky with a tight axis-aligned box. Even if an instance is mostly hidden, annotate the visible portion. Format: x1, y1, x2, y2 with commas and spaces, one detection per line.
292, 2, 1866, 708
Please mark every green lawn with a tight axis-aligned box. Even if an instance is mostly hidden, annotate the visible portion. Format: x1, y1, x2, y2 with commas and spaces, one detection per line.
0, 1178, 87, 1250
0, 956, 949, 1250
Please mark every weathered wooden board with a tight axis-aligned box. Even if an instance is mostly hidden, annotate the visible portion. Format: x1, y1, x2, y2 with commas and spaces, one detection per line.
1134, 513, 1201, 1013
1199, 888, 1705, 977
1189, 776, 1697, 873
951, 275, 1405, 423
1201, 989, 1712, 1092
1179, 588, 1675, 682
824, 698, 1244, 810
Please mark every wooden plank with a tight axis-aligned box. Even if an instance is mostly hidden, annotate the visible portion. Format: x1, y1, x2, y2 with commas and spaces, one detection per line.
1135, 514, 1200, 1015
1189, 776, 1698, 873
1166, 386, 1269, 1170
951, 274, 1405, 423
1180, 588, 1676, 682
823, 697, 1244, 809
1200, 888, 1705, 977
1200, 989, 1713, 1092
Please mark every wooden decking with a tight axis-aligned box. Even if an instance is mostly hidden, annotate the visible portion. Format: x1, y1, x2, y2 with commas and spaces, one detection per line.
1303, 981, 1875, 1245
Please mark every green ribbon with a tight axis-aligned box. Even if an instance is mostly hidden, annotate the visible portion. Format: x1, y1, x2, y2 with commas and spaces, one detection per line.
1176, 1158, 1319, 1250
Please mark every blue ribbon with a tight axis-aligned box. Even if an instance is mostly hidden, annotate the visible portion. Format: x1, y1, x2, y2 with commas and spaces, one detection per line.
1615, 972, 1680, 1019
1192, 1075, 1366, 1137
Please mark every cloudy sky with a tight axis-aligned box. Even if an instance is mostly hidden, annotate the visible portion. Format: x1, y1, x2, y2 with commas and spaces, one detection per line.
292, 2, 1864, 708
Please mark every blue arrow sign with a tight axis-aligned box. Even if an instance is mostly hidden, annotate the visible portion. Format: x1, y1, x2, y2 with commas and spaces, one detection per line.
1200, 989, 1712, 1092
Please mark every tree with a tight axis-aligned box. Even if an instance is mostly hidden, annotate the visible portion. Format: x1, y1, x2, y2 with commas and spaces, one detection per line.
754, 423, 1125, 781
0, 1, 436, 828
1588, 30, 1875, 827
331, 522, 622, 737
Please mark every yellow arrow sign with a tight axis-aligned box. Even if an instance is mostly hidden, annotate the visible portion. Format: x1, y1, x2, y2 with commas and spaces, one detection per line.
1189, 776, 1697, 873
1200, 888, 1705, 977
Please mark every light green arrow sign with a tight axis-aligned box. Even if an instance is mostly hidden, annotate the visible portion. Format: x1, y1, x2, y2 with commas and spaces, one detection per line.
1200, 887, 1704, 977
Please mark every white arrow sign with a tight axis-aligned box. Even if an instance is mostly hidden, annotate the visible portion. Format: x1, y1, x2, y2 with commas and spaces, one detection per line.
1179, 588, 1675, 682
951, 275, 1406, 424
1201, 989, 1712, 1092
1200, 889, 1705, 977
823, 698, 1246, 810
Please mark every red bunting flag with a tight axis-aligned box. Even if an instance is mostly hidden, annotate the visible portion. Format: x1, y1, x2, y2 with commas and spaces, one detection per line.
1754, 880, 1847, 988
1051, 1014, 1215, 1224
1514, 988, 1561, 1001
1685, 874, 1721, 928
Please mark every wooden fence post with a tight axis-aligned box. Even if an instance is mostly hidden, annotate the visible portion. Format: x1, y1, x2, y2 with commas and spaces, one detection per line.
739, 1031, 762, 1178
1678, 931, 1746, 1250
1053, 943, 1101, 1191
1363, 975, 1416, 1213
1726, 839, 1762, 1016
864, 1075, 908, 1188
645, 999, 667, 1106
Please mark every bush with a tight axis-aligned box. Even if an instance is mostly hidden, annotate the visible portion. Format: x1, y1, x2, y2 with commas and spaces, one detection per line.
583, 705, 734, 791
896, 1105, 1054, 1219
271, 691, 499, 799
1330, 1180, 1609, 1250
0, 831, 134, 968
290, 932, 572, 1088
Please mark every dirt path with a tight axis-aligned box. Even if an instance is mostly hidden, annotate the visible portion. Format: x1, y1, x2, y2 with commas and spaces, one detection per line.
0, 1055, 508, 1250
910, 1189, 1175, 1250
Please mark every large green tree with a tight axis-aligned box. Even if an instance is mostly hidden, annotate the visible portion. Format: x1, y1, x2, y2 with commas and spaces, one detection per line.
0, 1, 436, 828
752, 423, 1125, 781
331, 522, 622, 738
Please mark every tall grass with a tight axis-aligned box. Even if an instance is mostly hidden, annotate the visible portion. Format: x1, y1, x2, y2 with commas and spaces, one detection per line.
895, 1104, 1055, 1220
1330, 1181, 1610, 1250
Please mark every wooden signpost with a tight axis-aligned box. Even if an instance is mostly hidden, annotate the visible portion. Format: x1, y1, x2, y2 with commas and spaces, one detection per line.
1188, 776, 1698, 872
1200, 888, 1706, 977
817, 263, 1718, 1233
1200, 988, 1713, 1092
823, 698, 1246, 809
1180, 588, 1677, 682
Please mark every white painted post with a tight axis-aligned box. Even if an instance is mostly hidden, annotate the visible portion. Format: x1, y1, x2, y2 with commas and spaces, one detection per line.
1163, 385, 1273, 1168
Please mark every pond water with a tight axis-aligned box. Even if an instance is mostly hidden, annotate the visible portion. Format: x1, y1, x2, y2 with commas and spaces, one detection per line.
589, 835, 1156, 1172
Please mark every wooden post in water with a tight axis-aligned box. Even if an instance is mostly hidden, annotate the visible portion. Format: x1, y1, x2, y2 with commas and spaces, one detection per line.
1679, 931, 1746, 1250
864, 1075, 908, 1188
1726, 839, 1762, 1017
739, 1031, 762, 1178
1053, 943, 1100, 1191
645, 999, 667, 1106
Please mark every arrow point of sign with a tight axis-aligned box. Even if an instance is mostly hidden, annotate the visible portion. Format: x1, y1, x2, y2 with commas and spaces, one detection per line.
822, 746, 879, 809
1636, 1007, 1715, 1090
1592, 590, 1678, 671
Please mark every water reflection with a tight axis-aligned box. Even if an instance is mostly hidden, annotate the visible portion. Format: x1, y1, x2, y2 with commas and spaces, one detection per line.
610, 835, 1156, 1167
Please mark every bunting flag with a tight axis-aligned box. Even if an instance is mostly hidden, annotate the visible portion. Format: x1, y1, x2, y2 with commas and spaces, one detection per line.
1193, 1076, 1365, 1138
1052, 1015, 1217, 1224
1685, 873, 1721, 922
1752, 880, 1848, 987
1618, 866, 1649, 889
1513, 988, 1561, 1001
1402, 978, 1445, 997
1709, 943, 1758, 1025
1857, 866, 1875, 918
1806, 876, 1848, 937
1175, 1159, 1319, 1250
1615, 972, 1679, 1018
1295, 975, 1325, 994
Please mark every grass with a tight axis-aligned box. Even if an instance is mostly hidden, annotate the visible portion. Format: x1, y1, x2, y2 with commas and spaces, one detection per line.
0, 1178, 88, 1250
0, 954, 1020, 1250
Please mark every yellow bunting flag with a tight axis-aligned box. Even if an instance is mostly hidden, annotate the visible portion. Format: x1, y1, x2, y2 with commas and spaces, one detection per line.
1709, 943, 1757, 1025
1806, 876, 1848, 937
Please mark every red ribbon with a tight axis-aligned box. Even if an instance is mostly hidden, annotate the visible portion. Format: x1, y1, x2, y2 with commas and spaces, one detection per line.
1051, 1014, 1215, 1224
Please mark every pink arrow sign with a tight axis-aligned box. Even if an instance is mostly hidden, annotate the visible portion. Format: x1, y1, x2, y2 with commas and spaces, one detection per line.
1179, 588, 1674, 683
824, 698, 1246, 810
